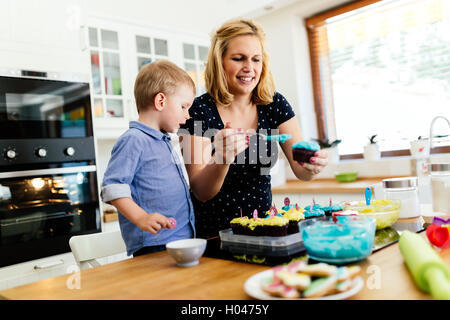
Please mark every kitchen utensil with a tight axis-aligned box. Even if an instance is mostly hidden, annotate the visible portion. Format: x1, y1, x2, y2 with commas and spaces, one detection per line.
342, 199, 401, 230
299, 216, 376, 264
399, 230, 450, 300
365, 187, 371, 205
166, 238, 207, 267
238, 132, 292, 143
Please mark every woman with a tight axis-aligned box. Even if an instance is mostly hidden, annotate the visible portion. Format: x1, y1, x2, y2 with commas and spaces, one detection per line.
179, 18, 328, 238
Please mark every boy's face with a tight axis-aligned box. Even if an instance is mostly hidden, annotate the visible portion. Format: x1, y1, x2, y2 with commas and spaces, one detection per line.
160, 83, 195, 133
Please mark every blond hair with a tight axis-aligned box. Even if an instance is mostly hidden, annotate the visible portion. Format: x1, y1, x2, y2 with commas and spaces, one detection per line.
205, 18, 275, 107
134, 60, 195, 113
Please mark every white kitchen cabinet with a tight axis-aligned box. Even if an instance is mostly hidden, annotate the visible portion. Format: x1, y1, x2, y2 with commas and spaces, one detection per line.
0, 0, 89, 74
0, 252, 76, 290
86, 15, 209, 139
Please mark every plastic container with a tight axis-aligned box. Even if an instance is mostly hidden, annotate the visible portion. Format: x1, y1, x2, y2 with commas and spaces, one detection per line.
218, 229, 304, 257
341, 199, 401, 230
382, 177, 420, 218
299, 216, 376, 264
335, 171, 358, 183
430, 163, 450, 214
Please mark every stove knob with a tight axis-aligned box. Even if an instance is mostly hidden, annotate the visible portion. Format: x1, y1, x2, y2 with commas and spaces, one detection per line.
36, 148, 47, 158
65, 147, 75, 156
6, 150, 16, 159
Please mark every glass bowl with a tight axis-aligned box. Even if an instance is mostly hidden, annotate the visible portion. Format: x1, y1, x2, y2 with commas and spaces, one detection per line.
299, 216, 376, 264
341, 199, 401, 230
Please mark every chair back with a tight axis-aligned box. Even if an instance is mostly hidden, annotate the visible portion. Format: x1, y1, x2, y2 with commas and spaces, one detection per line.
69, 230, 127, 269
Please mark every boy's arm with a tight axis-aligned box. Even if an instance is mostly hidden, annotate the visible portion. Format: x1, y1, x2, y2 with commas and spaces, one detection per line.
110, 197, 173, 234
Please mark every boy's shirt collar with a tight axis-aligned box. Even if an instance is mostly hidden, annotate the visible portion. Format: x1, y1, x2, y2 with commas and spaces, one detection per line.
129, 121, 171, 141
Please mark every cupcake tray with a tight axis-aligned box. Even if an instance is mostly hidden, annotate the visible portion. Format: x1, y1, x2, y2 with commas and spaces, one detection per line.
219, 228, 305, 257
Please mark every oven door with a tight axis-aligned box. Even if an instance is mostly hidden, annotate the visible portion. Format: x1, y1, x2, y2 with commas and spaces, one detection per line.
0, 75, 93, 139
0, 166, 101, 267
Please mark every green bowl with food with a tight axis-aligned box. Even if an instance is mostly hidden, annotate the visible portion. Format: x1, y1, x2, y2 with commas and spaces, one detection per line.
335, 171, 358, 183
341, 199, 401, 230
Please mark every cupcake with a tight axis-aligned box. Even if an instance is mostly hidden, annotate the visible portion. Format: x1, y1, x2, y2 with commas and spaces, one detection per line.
303, 204, 325, 219
283, 204, 305, 234
322, 199, 343, 217
292, 141, 320, 163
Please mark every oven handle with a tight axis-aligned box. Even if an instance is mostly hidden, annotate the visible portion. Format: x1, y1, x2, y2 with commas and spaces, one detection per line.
0, 165, 97, 179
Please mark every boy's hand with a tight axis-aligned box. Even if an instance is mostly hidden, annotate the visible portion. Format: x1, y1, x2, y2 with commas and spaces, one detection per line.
136, 213, 175, 234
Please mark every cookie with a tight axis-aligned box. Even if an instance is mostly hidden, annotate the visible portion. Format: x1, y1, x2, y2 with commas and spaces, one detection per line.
262, 282, 300, 299
303, 276, 338, 298
297, 263, 338, 277
335, 279, 353, 293
277, 270, 311, 291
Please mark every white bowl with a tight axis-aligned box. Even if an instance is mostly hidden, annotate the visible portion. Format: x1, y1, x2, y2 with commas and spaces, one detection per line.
166, 238, 207, 267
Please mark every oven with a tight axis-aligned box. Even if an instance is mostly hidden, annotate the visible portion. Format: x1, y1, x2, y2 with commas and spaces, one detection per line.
0, 68, 101, 267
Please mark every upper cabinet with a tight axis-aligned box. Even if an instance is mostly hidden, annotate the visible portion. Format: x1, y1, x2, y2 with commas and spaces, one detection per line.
86, 16, 209, 139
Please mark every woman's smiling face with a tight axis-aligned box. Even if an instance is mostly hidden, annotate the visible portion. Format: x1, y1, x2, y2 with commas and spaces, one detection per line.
222, 35, 263, 98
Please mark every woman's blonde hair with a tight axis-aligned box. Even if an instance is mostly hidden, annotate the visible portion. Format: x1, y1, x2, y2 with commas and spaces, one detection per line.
205, 18, 275, 107
134, 60, 195, 113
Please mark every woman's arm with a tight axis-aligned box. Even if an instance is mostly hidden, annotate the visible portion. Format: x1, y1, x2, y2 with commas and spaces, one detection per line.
278, 116, 328, 181
179, 124, 248, 202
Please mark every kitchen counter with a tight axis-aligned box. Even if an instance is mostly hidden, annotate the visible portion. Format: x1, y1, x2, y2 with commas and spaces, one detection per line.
271, 177, 404, 194
0, 231, 447, 300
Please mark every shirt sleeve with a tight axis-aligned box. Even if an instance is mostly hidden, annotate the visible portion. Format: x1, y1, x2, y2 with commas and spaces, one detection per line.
101, 133, 142, 203
269, 92, 296, 127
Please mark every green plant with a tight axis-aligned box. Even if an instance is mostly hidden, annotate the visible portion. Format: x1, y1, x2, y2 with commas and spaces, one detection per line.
312, 138, 342, 149
368, 135, 378, 144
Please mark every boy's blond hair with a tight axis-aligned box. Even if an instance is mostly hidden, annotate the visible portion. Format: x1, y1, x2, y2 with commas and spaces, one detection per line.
134, 60, 195, 113
205, 18, 275, 107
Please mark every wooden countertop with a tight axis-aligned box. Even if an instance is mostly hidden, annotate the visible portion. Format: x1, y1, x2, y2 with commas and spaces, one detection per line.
271, 177, 403, 194
0, 231, 447, 300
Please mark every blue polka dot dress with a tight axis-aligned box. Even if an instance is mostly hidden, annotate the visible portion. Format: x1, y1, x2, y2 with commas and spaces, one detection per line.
179, 92, 295, 238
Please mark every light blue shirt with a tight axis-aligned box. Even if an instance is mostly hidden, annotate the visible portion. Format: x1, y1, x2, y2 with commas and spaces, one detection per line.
101, 121, 195, 255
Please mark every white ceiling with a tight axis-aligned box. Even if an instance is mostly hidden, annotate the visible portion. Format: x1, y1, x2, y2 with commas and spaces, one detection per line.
87, 0, 300, 35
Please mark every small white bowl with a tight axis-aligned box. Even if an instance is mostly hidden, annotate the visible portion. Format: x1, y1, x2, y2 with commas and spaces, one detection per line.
166, 238, 207, 267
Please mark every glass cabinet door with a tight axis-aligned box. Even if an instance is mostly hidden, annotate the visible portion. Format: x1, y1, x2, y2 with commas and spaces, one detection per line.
134, 35, 170, 72
182, 43, 208, 95
88, 27, 124, 119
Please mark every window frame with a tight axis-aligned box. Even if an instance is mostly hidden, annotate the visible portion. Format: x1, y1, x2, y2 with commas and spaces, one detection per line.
305, 0, 450, 159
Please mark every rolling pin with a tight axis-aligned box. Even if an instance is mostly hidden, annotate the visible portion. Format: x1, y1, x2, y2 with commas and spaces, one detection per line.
399, 230, 450, 300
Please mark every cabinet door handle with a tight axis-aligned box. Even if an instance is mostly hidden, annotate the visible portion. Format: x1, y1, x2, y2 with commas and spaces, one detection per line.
34, 259, 64, 270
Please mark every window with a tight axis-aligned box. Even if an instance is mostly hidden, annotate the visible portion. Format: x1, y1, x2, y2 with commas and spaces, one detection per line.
306, 0, 450, 159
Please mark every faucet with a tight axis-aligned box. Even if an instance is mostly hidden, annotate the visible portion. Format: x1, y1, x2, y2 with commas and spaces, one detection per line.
428, 115, 450, 155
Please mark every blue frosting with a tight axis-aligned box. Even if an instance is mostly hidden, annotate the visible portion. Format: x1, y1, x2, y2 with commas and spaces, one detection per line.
322, 204, 343, 212
303, 205, 325, 218
292, 141, 320, 151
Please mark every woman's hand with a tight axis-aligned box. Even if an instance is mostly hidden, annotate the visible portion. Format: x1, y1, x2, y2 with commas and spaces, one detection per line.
213, 122, 249, 164
298, 149, 328, 175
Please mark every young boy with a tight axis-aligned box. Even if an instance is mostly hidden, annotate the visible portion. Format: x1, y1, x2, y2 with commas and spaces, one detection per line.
101, 60, 196, 257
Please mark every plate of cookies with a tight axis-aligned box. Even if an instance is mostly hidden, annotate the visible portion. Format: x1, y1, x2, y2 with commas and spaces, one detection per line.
244, 261, 363, 300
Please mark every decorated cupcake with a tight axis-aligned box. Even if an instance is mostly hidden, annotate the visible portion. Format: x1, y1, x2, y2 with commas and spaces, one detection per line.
292, 141, 320, 163
303, 202, 325, 219
283, 203, 305, 234
321, 198, 343, 217
231, 209, 289, 236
